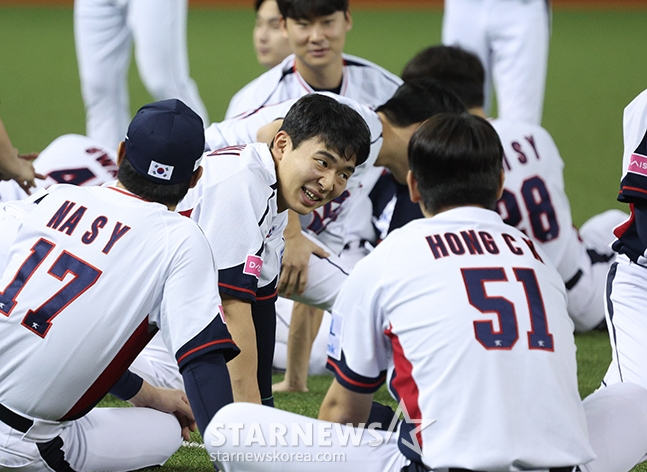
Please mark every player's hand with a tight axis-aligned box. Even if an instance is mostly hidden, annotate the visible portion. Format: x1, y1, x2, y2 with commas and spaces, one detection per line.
129, 383, 197, 440
279, 230, 329, 297
0, 150, 44, 194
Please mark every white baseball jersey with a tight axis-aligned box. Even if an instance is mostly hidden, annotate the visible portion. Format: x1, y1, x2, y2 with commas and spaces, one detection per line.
442, 0, 550, 125
0, 183, 235, 432
206, 92, 384, 254
492, 118, 619, 331
328, 207, 594, 470
0, 134, 118, 203
225, 53, 402, 120
74, 0, 209, 150
177, 143, 287, 303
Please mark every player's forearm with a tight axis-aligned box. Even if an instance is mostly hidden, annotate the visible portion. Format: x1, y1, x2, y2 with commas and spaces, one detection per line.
222, 296, 262, 404
182, 351, 234, 435
0, 118, 20, 177
0, 118, 37, 186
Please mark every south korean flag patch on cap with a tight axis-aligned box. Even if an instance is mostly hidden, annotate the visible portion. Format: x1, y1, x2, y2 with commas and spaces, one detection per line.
148, 160, 174, 181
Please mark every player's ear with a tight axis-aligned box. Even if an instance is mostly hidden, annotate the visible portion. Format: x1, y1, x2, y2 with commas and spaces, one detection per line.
116, 142, 126, 167
496, 169, 505, 200
189, 166, 203, 189
272, 130, 291, 161
280, 16, 288, 37
344, 9, 353, 31
407, 170, 420, 203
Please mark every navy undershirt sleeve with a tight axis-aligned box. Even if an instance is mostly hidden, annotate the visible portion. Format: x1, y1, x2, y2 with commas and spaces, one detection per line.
181, 351, 234, 436
109, 369, 144, 401
634, 202, 647, 247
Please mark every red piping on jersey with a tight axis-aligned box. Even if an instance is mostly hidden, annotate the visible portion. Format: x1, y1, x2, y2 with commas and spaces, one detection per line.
621, 185, 647, 196
614, 204, 634, 239
107, 186, 147, 201
325, 358, 385, 389
385, 324, 424, 451
60, 317, 155, 421
256, 290, 278, 301
218, 282, 257, 297
177, 339, 236, 364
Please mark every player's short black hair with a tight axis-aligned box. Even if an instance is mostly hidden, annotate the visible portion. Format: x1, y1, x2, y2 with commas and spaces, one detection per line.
375, 78, 466, 128
117, 158, 192, 207
279, 93, 370, 167
277, 0, 349, 21
254, 0, 266, 11
408, 113, 503, 214
401, 45, 485, 110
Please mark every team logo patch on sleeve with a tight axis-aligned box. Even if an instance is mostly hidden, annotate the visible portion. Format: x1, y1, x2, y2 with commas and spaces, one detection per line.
628, 153, 647, 176
243, 255, 263, 278
147, 160, 174, 180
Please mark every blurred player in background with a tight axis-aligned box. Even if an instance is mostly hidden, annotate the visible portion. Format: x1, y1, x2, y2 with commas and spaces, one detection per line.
0, 99, 238, 471
74, 0, 210, 150
226, 0, 402, 119
402, 44, 626, 332
254, 0, 292, 69
442, 0, 550, 125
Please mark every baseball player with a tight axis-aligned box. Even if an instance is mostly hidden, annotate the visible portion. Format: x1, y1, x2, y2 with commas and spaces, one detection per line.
254, 0, 293, 69
603, 87, 647, 392
0, 99, 238, 471
0, 134, 119, 203
401, 45, 627, 332
174, 94, 370, 409
555, 87, 647, 472
74, 0, 209, 150
442, 0, 550, 125
206, 114, 647, 472
225, 0, 402, 120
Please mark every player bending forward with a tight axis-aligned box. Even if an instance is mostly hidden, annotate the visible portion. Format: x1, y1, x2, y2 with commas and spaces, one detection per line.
206, 113, 647, 472
0, 100, 238, 471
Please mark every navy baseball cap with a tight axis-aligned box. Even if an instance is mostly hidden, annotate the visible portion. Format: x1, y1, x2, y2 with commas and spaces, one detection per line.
125, 99, 205, 185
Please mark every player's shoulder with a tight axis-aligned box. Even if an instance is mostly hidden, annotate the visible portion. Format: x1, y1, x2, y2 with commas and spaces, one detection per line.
226, 55, 297, 119
342, 53, 402, 85
201, 143, 277, 187
490, 118, 553, 140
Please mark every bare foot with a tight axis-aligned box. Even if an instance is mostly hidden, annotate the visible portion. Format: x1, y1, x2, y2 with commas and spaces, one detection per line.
272, 379, 309, 393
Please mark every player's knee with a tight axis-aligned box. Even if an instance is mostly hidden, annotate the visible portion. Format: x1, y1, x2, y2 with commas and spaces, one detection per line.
204, 403, 264, 452
155, 411, 185, 457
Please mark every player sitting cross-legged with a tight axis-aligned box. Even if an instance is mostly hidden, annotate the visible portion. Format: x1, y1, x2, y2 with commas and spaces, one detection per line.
0, 99, 238, 471
206, 113, 647, 472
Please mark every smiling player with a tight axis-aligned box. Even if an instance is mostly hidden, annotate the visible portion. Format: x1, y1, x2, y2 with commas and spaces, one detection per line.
178, 93, 370, 407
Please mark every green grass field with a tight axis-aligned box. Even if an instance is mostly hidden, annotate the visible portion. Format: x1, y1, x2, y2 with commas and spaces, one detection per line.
2, 4, 647, 471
